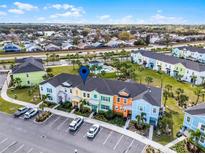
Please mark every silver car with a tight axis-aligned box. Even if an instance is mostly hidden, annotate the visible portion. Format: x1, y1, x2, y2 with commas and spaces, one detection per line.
87, 124, 100, 138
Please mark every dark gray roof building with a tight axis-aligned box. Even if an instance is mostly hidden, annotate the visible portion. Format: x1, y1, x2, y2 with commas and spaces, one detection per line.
133, 50, 205, 72
12, 57, 44, 74
185, 103, 205, 116
40, 73, 162, 107
177, 46, 205, 54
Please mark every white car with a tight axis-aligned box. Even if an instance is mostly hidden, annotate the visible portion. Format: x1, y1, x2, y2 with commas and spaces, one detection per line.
24, 108, 38, 119
69, 117, 84, 131
87, 124, 100, 138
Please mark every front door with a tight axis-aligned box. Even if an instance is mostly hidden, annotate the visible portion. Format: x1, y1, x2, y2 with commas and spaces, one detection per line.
91, 105, 98, 112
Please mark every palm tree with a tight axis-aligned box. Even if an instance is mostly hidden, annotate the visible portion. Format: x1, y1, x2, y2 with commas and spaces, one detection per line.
189, 129, 201, 144
200, 76, 205, 85
46, 53, 49, 66
190, 75, 197, 86
145, 76, 153, 86
175, 88, 184, 100
194, 88, 202, 105
14, 77, 22, 88
71, 60, 76, 70
163, 90, 169, 107
165, 84, 173, 93
178, 94, 189, 108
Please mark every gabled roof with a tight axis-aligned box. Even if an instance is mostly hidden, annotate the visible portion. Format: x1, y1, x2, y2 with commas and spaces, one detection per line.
177, 46, 205, 54
185, 103, 205, 116
12, 57, 44, 74
132, 50, 205, 72
40, 73, 162, 107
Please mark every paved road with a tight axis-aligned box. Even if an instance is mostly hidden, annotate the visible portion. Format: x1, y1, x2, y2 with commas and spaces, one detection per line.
0, 73, 7, 89
0, 113, 146, 153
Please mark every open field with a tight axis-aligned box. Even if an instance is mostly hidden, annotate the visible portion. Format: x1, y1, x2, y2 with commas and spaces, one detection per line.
0, 97, 22, 114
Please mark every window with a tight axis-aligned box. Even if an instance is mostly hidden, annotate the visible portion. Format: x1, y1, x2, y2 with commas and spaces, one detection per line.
101, 96, 110, 102
27, 81, 30, 84
139, 106, 143, 111
83, 93, 86, 97
201, 125, 205, 131
187, 117, 191, 123
70, 89, 72, 93
124, 98, 127, 104
101, 105, 110, 110
94, 94, 97, 99
48, 96, 53, 100
41, 87, 43, 91
117, 97, 120, 102
153, 108, 157, 113
87, 93, 90, 98
115, 106, 118, 110
26, 74, 29, 77
200, 136, 205, 143
65, 89, 67, 92
47, 88, 52, 93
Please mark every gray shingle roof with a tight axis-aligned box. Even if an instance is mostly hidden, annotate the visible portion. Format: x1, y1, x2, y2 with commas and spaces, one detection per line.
177, 46, 205, 54
133, 50, 205, 72
40, 73, 162, 107
12, 57, 44, 74
185, 103, 205, 115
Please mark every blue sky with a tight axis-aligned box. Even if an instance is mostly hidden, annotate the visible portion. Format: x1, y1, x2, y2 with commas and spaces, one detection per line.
0, 0, 204, 24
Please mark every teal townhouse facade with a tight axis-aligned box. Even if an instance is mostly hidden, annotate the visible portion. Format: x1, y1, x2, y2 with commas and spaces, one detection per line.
172, 46, 205, 63
131, 50, 205, 85
183, 103, 205, 148
39, 73, 163, 126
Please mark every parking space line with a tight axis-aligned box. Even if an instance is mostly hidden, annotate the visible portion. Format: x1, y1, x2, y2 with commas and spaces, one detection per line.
49, 116, 61, 127
14, 144, 24, 153
92, 127, 104, 141
73, 123, 85, 136
113, 135, 124, 150
27, 148, 33, 153
56, 117, 69, 130
125, 139, 134, 153
1, 141, 17, 153
0, 138, 8, 144
103, 131, 113, 145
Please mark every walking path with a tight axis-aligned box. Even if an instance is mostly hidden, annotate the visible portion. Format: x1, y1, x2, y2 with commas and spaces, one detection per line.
123, 117, 130, 129
165, 136, 186, 148
44, 107, 175, 153
0, 73, 37, 108
148, 125, 154, 140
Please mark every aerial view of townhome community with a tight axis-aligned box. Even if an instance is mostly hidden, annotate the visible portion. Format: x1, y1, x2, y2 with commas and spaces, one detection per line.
0, 0, 205, 153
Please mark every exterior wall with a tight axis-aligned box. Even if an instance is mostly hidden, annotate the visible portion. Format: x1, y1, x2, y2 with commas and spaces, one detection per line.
113, 95, 132, 117
183, 113, 205, 147
13, 71, 46, 86
174, 63, 186, 76
131, 99, 160, 126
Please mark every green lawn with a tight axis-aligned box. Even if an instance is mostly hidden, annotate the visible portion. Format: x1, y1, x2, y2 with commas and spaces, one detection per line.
0, 97, 22, 114
7, 87, 41, 105
50, 65, 78, 75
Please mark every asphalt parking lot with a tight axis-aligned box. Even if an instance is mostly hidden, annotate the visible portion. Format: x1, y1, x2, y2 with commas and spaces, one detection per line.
0, 112, 146, 153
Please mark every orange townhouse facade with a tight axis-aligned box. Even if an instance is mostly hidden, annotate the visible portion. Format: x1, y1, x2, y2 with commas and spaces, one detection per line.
113, 90, 133, 117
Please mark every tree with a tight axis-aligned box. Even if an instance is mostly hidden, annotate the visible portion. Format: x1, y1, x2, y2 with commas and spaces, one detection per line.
189, 129, 201, 144
164, 33, 171, 47
194, 88, 202, 105
13, 77, 22, 88
191, 75, 197, 86
175, 88, 184, 100
163, 90, 169, 107
71, 60, 76, 70
145, 76, 153, 86
118, 31, 132, 41
165, 84, 173, 93
178, 94, 189, 108
200, 76, 205, 85
46, 53, 49, 66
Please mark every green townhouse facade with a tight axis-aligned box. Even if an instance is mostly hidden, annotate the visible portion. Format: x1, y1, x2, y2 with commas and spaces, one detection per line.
131, 50, 205, 85
11, 57, 46, 86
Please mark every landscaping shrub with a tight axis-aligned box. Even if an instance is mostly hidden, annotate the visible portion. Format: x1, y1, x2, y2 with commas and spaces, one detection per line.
35, 111, 52, 122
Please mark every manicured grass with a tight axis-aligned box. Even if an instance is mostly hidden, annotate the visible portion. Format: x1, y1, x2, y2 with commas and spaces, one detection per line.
171, 141, 189, 153
0, 97, 22, 114
56, 102, 73, 113
7, 87, 41, 105
50, 65, 78, 75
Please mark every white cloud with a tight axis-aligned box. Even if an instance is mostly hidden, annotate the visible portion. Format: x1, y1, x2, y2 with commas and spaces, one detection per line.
14, 2, 38, 11
50, 7, 85, 18
151, 13, 186, 24
99, 15, 111, 20
0, 11, 7, 16
8, 9, 24, 14
0, 4, 7, 8
37, 17, 45, 21
51, 4, 73, 10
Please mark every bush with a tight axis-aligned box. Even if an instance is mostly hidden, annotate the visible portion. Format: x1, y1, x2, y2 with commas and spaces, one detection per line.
79, 106, 90, 113
35, 111, 52, 122
104, 110, 114, 120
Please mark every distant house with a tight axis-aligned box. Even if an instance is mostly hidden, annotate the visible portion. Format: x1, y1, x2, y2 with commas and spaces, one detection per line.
62, 42, 75, 50
183, 103, 205, 148
25, 44, 43, 52
3, 43, 21, 52
172, 46, 205, 63
91, 42, 104, 48
11, 57, 46, 86
45, 44, 60, 51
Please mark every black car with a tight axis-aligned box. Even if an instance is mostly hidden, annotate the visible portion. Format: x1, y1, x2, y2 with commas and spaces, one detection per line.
13, 107, 30, 118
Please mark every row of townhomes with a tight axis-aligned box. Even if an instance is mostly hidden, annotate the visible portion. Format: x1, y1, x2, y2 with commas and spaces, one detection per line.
183, 103, 205, 148
131, 50, 205, 85
11, 57, 46, 86
39, 73, 163, 126
172, 46, 205, 63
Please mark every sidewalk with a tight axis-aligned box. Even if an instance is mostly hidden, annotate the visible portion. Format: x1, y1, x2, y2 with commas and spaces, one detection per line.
165, 136, 186, 148
44, 107, 175, 153
0, 73, 37, 108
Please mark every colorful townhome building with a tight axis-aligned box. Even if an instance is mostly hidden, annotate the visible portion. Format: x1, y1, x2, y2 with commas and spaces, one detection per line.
131, 50, 205, 85
172, 46, 205, 63
39, 73, 163, 125
183, 103, 205, 148
11, 57, 46, 86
